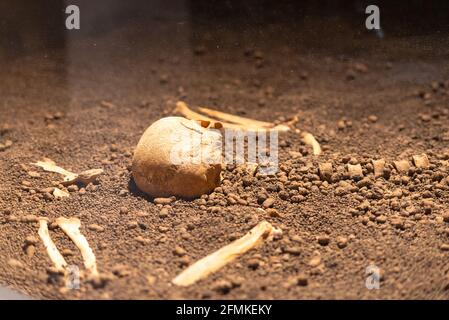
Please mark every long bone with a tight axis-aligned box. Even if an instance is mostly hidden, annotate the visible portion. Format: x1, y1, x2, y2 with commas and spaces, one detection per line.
56, 217, 99, 279
175, 101, 290, 132
197, 106, 289, 131
172, 221, 279, 287
38, 218, 67, 273
32, 158, 103, 186
301, 132, 322, 155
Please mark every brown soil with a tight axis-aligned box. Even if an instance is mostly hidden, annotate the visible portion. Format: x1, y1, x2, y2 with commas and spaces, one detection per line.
1, 13, 449, 300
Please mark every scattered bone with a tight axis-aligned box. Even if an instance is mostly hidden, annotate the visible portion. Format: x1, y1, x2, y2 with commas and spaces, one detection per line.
56, 217, 99, 279
100, 101, 115, 109
318, 163, 333, 181
76, 169, 104, 185
38, 219, 67, 273
175, 101, 290, 132
412, 154, 430, 169
393, 160, 411, 174
347, 163, 363, 180
172, 221, 278, 286
198, 106, 275, 128
53, 188, 70, 199
32, 158, 103, 185
372, 159, 386, 178
301, 132, 322, 155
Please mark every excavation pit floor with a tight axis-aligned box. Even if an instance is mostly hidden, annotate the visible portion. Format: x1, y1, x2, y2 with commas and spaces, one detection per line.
1, 15, 449, 299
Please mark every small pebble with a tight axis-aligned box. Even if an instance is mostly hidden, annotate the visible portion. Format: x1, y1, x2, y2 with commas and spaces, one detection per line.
88, 224, 105, 232
283, 246, 301, 256
212, 280, 233, 294
154, 197, 173, 205
173, 246, 187, 256
336, 236, 348, 248
126, 221, 138, 229
262, 198, 275, 209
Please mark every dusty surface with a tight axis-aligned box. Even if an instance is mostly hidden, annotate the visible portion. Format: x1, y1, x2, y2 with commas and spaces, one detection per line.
1, 14, 449, 300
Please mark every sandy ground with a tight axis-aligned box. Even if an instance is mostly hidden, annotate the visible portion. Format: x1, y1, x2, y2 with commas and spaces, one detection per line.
1, 14, 449, 299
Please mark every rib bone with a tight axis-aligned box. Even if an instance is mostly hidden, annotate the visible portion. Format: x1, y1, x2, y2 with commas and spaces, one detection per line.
197, 106, 276, 129
56, 217, 99, 279
38, 218, 67, 273
175, 101, 290, 132
301, 132, 322, 155
32, 158, 103, 185
172, 221, 277, 287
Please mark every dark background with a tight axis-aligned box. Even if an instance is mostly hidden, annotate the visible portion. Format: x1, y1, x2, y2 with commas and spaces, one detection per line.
1, 0, 449, 56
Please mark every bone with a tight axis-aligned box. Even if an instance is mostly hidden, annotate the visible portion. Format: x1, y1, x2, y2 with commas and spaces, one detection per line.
319, 162, 333, 181
197, 106, 285, 130
56, 217, 99, 279
175, 101, 290, 132
32, 158, 77, 183
393, 160, 411, 174
347, 163, 363, 180
412, 154, 430, 169
372, 159, 386, 178
53, 188, 70, 199
172, 221, 277, 287
38, 218, 67, 273
301, 132, 322, 155
32, 158, 103, 185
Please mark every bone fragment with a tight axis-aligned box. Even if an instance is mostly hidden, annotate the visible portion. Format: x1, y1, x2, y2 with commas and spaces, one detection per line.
318, 162, 333, 181
372, 159, 386, 178
38, 218, 67, 273
32, 158, 77, 183
175, 101, 289, 132
56, 217, 99, 279
347, 163, 363, 180
53, 188, 70, 199
393, 160, 411, 174
32, 158, 103, 185
197, 106, 276, 129
172, 221, 277, 287
412, 154, 430, 169
301, 132, 322, 155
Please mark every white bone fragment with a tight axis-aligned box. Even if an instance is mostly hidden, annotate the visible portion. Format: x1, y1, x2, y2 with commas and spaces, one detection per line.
32, 158, 77, 183
318, 162, 333, 181
372, 159, 386, 178
301, 132, 322, 155
53, 188, 70, 199
197, 106, 279, 129
38, 218, 67, 273
412, 154, 430, 169
347, 163, 363, 180
393, 160, 411, 174
32, 158, 103, 185
56, 217, 99, 279
172, 221, 276, 287
175, 101, 290, 132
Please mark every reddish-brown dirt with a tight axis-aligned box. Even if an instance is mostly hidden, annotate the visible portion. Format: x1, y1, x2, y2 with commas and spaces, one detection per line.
1, 14, 449, 300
